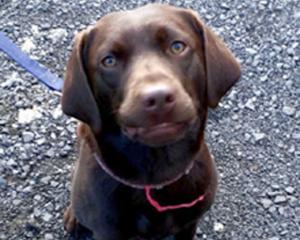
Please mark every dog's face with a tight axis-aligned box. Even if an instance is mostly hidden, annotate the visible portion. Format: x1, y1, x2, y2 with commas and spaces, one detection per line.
62, 4, 240, 147
90, 6, 206, 147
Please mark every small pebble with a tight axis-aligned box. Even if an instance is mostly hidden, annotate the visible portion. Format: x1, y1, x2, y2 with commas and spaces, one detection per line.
268, 237, 280, 240
213, 222, 225, 233
291, 132, 300, 140
246, 48, 257, 55
274, 195, 287, 204
22, 131, 35, 143
282, 106, 296, 116
260, 198, 273, 209
45, 149, 55, 158
285, 186, 295, 194
41, 176, 51, 184
18, 107, 42, 124
253, 132, 266, 142
278, 206, 285, 215
44, 233, 54, 240
48, 28, 68, 43
245, 98, 256, 110
42, 212, 53, 222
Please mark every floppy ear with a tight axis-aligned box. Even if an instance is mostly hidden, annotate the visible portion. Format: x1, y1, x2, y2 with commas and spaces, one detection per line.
61, 29, 101, 134
185, 10, 241, 108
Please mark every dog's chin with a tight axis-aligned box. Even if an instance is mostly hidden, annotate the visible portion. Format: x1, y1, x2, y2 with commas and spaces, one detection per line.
122, 120, 195, 147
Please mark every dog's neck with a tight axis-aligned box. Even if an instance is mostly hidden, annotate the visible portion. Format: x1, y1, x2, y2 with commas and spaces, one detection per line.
96, 120, 202, 185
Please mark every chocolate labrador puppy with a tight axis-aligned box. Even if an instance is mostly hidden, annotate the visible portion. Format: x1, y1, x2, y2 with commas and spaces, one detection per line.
62, 4, 240, 240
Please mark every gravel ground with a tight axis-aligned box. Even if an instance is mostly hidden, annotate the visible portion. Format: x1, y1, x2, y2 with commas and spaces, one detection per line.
0, 0, 299, 239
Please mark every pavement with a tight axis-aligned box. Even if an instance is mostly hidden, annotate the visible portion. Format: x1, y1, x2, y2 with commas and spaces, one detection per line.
0, 0, 299, 239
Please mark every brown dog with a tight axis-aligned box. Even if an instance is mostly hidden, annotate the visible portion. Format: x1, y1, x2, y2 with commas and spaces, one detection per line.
62, 4, 240, 240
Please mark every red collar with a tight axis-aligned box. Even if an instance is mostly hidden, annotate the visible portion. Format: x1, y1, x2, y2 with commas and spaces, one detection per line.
93, 152, 205, 212
145, 186, 205, 212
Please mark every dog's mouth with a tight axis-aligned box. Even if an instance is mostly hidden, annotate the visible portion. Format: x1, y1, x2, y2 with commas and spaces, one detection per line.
123, 121, 192, 147
98, 117, 202, 188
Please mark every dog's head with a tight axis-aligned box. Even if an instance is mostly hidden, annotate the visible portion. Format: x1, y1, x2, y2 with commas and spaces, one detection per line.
62, 4, 240, 147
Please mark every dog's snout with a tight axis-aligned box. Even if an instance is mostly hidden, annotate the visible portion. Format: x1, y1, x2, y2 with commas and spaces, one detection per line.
141, 84, 175, 113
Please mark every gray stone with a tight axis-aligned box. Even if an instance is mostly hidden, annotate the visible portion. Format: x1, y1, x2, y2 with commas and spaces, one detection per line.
44, 233, 54, 240
66, 125, 74, 133
280, 230, 288, 236
253, 132, 266, 142
246, 48, 257, 55
22, 131, 35, 143
0, 148, 4, 156
268, 206, 277, 214
36, 137, 46, 145
45, 202, 54, 211
22, 165, 30, 173
50, 181, 59, 187
260, 198, 273, 209
260, 0, 268, 5
268, 237, 280, 240
51, 107, 63, 119
213, 222, 225, 232
48, 28, 68, 43
245, 98, 256, 111
42, 212, 52, 222
6, 159, 17, 166
0, 233, 6, 239
271, 184, 280, 190
282, 106, 296, 116
289, 196, 298, 207
34, 194, 42, 202
41, 176, 51, 184
12, 199, 22, 205
288, 145, 295, 153
287, 47, 295, 56
23, 186, 32, 193
278, 206, 285, 215
260, 75, 268, 82
292, 132, 300, 140
45, 149, 55, 158
274, 195, 287, 204
285, 186, 295, 194
34, 208, 42, 217
18, 108, 42, 124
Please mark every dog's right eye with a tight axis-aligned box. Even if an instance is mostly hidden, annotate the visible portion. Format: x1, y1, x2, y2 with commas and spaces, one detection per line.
101, 55, 117, 68
170, 41, 186, 54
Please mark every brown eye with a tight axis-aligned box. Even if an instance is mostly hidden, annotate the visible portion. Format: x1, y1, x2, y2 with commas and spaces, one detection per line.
170, 41, 186, 54
102, 55, 117, 67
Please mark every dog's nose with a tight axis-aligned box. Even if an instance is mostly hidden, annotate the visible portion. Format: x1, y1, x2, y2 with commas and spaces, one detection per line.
141, 84, 175, 113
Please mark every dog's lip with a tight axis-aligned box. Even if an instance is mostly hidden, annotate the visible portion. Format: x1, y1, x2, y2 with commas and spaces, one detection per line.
123, 121, 191, 146
126, 122, 184, 136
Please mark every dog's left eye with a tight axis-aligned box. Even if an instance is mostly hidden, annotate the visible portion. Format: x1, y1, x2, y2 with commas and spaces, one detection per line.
102, 55, 117, 67
170, 41, 186, 54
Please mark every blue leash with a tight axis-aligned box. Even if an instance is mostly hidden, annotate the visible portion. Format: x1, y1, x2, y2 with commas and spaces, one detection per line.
0, 31, 63, 91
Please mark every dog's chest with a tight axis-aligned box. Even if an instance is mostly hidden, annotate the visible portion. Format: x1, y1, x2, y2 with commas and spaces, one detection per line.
135, 212, 182, 239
